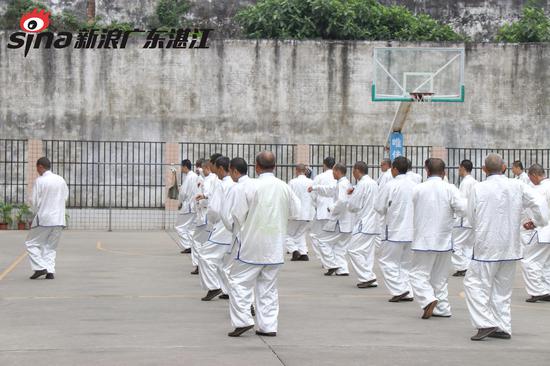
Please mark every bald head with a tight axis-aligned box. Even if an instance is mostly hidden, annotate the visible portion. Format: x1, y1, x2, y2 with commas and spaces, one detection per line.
295, 163, 307, 175
256, 151, 276, 173
484, 153, 505, 175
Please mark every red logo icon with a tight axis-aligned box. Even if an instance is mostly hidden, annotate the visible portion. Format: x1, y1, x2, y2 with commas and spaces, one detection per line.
20, 8, 50, 33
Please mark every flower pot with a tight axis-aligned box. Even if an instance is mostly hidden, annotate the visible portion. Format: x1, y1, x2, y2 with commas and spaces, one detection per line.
0, 223, 8, 230
18, 222, 27, 230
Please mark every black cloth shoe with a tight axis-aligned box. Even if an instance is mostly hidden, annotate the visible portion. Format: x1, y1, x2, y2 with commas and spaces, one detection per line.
471, 327, 498, 341
256, 330, 276, 337
190, 266, 199, 275
324, 268, 338, 276
45, 273, 55, 280
335, 273, 349, 276
228, 325, 254, 337
389, 291, 411, 302
488, 331, 511, 339
542, 294, 550, 301
526, 295, 549, 303
181, 248, 191, 254
30, 269, 47, 280
432, 314, 452, 318
291, 250, 301, 261
357, 279, 378, 288
251, 304, 256, 317
298, 254, 309, 261
201, 289, 222, 301
219, 294, 229, 300
422, 300, 438, 319
452, 270, 467, 277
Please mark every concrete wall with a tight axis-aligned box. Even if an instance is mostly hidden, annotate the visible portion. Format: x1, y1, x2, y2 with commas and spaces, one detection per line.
0, 36, 549, 148
1, 0, 549, 40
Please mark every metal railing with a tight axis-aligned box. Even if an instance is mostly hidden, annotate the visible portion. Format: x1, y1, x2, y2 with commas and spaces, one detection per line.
0, 139, 27, 204
447, 148, 550, 185
309, 144, 431, 181
179, 142, 296, 182
43, 140, 166, 209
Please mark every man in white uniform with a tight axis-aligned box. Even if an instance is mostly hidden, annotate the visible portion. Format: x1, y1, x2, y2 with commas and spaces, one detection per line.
377, 158, 393, 188
309, 157, 336, 262
346, 161, 381, 288
464, 153, 547, 341
198, 156, 235, 301
174, 159, 199, 255
521, 164, 550, 303
192, 156, 219, 275
25, 157, 69, 280
512, 160, 531, 184
375, 156, 417, 302
227, 151, 300, 337
406, 158, 422, 184
309, 163, 354, 276
409, 158, 467, 319
286, 164, 315, 261
451, 159, 478, 277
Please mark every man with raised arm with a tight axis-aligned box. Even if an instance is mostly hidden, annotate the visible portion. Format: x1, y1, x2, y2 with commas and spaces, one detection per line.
464, 154, 547, 341
521, 164, 550, 303
227, 151, 300, 337
308, 163, 354, 276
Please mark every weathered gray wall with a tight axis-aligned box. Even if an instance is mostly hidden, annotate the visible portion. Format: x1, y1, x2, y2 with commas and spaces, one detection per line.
1, 0, 549, 40
0, 36, 549, 148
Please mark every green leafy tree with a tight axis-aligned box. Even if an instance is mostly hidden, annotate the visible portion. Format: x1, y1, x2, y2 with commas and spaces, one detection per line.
236, 0, 465, 41
149, 0, 190, 29
496, 5, 550, 42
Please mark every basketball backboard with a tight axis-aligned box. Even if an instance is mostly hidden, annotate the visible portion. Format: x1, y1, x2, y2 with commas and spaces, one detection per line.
372, 47, 465, 102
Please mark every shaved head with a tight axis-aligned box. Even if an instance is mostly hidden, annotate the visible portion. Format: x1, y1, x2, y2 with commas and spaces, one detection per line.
296, 163, 307, 174
256, 151, 276, 172
528, 164, 545, 177
484, 153, 505, 174
425, 158, 445, 177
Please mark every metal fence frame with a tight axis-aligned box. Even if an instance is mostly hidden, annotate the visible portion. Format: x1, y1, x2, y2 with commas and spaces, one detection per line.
447, 148, 550, 185
0, 139, 27, 204
179, 142, 297, 182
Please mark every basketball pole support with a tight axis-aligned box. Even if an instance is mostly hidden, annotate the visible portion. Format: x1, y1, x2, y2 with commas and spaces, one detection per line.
384, 101, 412, 152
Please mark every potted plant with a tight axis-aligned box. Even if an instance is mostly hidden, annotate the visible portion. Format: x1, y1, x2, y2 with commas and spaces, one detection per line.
0, 202, 14, 230
15, 203, 32, 230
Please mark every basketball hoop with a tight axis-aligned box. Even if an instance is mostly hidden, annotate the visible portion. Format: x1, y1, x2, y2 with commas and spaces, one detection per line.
410, 92, 435, 102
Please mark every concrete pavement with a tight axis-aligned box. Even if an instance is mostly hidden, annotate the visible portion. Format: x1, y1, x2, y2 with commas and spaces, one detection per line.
1, 230, 549, 365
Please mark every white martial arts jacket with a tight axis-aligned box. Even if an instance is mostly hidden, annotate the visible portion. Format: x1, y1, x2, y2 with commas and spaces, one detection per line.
377, 170, 393, 189
207, 175, 236, 245
31, 170, 69, 227
516, 171, 531, 185
467, 174, 548, 261
221, 175, 256, 254
454, 174, 477, 229
406, 171, 423, 184
288, 175, 315, 221
232, 172, 301, 265
178, 170, 200, 214
347, 174, 380, 235
532, 179, 550, 244
312, 176, 354, 233
311, 169, 336, 220
195, 173, 219, 227
375, 174, 417, 242
412, 176, 468, 252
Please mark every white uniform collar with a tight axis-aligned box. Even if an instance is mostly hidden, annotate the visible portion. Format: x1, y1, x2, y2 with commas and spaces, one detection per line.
259, 172, 275, 178
427, 176, 442, 181
238, 175, 249, 183
395, 174, 407, 180
42, 170, 52, 177
487, 174, 505, 180
222, 175, 232, 182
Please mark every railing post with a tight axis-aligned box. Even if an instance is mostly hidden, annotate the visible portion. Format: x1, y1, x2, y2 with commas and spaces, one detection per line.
26, 139, 43, 204
164, 142, 180, 230
296, 144, 310, 165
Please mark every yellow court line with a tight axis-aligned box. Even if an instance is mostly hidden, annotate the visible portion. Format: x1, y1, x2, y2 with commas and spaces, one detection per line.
0, 252, 27, 281
96, 241, 145, 256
